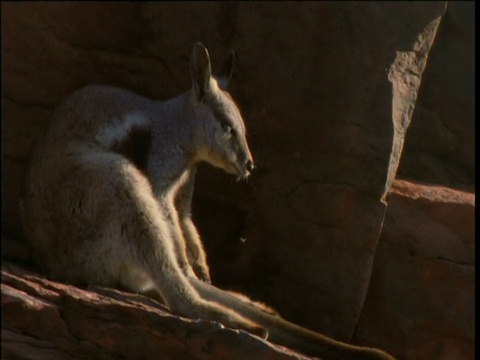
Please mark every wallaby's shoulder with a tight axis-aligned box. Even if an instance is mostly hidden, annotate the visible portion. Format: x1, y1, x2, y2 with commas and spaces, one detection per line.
69, 83, 145, 98
46, 84, 155, 147
61, 84, 153, 111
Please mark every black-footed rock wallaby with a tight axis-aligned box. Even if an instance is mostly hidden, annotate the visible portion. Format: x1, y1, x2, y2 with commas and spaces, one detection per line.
21, 42, 395, 360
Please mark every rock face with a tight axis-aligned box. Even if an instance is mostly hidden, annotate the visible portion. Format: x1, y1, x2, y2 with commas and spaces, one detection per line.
1, 2, 474, 360
355, 180, 475, 360
397, 2, 475, 192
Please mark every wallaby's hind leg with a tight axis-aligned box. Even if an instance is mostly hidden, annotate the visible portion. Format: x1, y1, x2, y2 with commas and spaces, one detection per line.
116, 265, 166, 305
87, 156, 267, 338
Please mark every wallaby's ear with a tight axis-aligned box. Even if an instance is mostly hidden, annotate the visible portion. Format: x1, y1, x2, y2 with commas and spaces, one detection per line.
216, 50, 235, 90
190, 42, 212, 100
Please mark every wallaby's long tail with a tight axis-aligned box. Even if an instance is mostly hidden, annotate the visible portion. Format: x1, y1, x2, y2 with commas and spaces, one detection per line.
189, 277, 395, 360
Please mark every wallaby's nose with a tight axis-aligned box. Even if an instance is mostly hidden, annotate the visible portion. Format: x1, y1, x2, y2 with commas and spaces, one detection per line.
245, 159, 255, 172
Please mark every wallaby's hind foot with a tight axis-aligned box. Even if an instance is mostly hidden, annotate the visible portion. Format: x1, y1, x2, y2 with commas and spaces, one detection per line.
190, 277, 396, 360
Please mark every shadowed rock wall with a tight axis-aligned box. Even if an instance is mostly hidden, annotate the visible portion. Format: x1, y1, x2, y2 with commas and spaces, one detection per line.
1, 2, 474, 360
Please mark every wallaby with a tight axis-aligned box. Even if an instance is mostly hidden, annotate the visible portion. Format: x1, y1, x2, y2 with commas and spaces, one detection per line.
21, 42, 395, 360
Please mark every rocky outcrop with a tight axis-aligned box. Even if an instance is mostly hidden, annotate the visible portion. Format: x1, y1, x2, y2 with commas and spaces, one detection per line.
397, 2, 475, 192
2, 262, 314, 360
1, 2, 474, 360
354, 180, 475, 360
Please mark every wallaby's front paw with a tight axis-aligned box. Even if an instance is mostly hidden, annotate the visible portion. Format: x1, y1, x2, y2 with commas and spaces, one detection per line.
193, 263, 211, 284
248, 325, 269, 340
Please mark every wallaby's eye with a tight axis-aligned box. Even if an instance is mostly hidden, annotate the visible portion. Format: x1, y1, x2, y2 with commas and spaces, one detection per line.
221, 122, 234, 136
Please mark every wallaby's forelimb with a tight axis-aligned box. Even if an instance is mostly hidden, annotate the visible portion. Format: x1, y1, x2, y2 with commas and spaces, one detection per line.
189, 277, 395, 360
174, 167, 211, 282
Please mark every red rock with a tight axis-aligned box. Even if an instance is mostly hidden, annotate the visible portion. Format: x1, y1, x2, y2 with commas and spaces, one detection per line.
1, 262, 316, 360
397, 2, 475, 191
354, 179, 474, 360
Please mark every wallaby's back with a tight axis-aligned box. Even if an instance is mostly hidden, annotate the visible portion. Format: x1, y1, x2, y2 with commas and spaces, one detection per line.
22, 85, 155, 278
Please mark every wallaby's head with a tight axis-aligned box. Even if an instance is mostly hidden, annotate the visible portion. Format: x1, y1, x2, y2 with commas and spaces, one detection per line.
189, 42, 254, 180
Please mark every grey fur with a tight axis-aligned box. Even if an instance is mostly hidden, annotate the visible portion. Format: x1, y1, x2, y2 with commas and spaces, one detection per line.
22, 42, 262, 336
